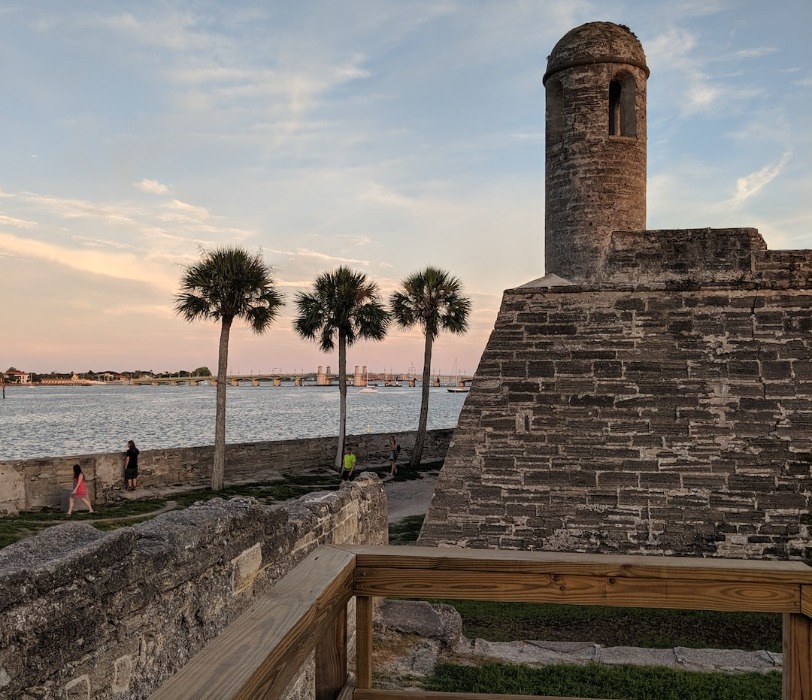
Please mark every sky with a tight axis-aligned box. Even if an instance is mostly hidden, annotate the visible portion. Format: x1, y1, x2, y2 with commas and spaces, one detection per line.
1, 0, 810, 377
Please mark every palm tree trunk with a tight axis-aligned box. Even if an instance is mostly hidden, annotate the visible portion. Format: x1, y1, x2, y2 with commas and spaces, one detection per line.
213, 317, 232, 490
411, 333, 433, 467
336, 333, 348, 469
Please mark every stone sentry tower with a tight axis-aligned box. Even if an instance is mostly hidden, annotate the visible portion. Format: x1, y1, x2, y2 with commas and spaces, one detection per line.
544, 22, 648, 281
419, 21, 812, 559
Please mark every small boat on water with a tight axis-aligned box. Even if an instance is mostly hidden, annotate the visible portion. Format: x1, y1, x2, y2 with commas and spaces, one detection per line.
359, 387, 378, 393
447, 358, 468, 392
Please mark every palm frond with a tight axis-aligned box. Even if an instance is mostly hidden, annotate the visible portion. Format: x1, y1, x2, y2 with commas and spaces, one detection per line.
293, 265, 389, 352
390, 266, 471, 340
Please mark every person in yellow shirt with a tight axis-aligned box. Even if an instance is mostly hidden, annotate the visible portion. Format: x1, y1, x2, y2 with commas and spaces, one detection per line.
341, 445, 356, 480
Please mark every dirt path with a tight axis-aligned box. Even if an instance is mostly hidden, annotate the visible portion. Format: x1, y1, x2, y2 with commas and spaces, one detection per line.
383, 473, 438, 523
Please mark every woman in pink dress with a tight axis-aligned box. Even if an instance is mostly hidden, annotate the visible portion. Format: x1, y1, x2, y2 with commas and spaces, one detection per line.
67, 464, 94, 516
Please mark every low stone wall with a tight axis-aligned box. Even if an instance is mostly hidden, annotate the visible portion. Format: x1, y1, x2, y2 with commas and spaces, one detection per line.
0, 474, 387, 700
0, 429, 452, 514
603, 228, 812, 288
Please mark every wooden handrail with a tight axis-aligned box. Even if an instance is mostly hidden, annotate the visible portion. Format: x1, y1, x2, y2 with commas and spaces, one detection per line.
344, 545, 809, 613
354, 692, 598, 699
149, 544, 812, 700
149, 546, 355, 700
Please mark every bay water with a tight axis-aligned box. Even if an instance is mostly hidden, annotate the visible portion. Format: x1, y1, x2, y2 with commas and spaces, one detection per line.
0, 383, 467, 461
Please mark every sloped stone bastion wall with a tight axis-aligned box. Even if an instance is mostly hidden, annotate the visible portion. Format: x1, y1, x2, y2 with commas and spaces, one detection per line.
0, 475, 387, 700
0, 429, 452, 515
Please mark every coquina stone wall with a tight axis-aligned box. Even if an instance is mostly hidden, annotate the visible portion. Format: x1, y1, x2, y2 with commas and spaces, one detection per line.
420, 261, 812, 558
0, 474, 387, 700
0, 429, 452, 515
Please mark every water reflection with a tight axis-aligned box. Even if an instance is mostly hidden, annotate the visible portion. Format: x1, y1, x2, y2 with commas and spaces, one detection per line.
0, 384, 467, 460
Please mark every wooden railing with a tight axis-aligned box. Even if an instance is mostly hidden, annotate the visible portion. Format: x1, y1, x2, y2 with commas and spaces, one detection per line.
150, 545, 812, 700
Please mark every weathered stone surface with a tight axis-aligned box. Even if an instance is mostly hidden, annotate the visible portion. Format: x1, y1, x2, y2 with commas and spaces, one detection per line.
0, 474, 387, 700
421, 283, 812, 559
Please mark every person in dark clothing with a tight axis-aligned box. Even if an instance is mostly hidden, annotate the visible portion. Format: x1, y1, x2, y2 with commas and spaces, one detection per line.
124, 440, 139, 491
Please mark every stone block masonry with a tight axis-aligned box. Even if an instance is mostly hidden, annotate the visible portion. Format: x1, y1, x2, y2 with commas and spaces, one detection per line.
0, 429, 452, 514
420, 280, 812, 559
0, 474, 387, 700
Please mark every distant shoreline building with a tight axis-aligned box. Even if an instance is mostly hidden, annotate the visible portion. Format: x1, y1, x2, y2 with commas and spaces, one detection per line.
2, 369, 31, 384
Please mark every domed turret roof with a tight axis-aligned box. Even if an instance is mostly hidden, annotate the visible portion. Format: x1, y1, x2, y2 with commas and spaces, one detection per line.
544, 21, 648, 85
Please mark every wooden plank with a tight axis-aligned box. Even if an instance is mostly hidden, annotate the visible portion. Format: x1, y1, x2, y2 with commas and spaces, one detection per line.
353, 568, 800, 613
801, 585, 812, 619
784, 612, 812, 700
356, 595, 374, 690
150, 545, 356, 700
341, 545, 812, 584
316, 603, 347, 700
354, 690, 603, 700
337, 681, 355, 700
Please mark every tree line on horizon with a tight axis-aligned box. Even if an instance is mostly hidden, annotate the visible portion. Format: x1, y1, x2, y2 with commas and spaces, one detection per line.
4, 368, 214, 381
175, 245, 472, 490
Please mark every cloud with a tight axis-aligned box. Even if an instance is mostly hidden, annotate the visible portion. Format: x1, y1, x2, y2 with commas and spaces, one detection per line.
0, 213, 37, 229
645, 27, 762, 115
291, 248, 370, 266
0, 231, 178, 291
731, 151, 792, 207
732, 47, 778, 59
358, 182, 418, 210
101, 11, 216, 52
162, 199, 212, 222
135, 178, 169, 194
14, 191, 143, 226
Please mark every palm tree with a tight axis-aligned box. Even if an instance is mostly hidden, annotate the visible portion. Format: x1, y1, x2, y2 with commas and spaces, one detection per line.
175, 246, 284, 490
390, 267, 471, 466
294, 266, 389, 468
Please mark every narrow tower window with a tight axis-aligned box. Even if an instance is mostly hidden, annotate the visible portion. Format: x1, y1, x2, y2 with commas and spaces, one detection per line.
546, 79, 564, 143
609, 74, 637, 137
609, 80, 622, 135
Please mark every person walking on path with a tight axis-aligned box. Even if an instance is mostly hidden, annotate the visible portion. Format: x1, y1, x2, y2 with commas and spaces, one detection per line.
388, 434, 400, 477
67, 464, 94, 516
341, 445, 356, 481
124, 440, 139, 491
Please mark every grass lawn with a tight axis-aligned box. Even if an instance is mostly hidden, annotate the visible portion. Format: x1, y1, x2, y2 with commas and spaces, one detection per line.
425, 661, 781, 700
444, 599, 782, 653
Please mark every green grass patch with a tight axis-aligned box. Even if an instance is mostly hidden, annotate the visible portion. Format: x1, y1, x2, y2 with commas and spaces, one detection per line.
389, 514, 426, 545
438, 600, 781, 652
425, 661, 781, 700
0, 499, 169, 546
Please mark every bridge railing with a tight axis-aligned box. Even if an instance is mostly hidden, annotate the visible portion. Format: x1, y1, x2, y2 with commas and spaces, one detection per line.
149, 545, 812, 700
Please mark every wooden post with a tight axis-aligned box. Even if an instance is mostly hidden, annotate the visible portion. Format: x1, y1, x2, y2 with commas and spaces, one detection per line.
356, 595, 374, 689
316, 604, 347, 700
783, 612, 812, 700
